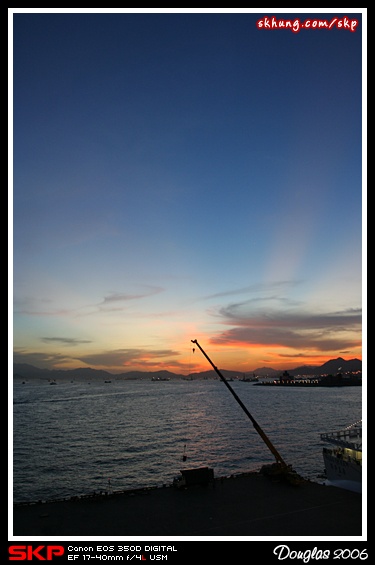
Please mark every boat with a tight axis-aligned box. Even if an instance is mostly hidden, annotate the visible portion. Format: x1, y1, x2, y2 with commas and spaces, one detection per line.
320, 421, 362, 493
151, 376, 170, 381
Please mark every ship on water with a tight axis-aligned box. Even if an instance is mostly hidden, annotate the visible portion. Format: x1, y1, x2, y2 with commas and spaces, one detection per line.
255, 371, 361, 387
320, 421, 362, 493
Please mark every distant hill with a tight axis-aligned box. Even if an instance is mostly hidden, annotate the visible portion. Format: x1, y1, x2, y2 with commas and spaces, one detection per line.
13, 357, 362, 381
123, 370, 179, 380
187, 369, 248, 380
12, 364, 180, 381
13, 364, 114, 381
315, 357, 362, 376
13, 363, 48, 376
12, 364, 255, 381
249, 367, 280, 377
288, 357, 362, 377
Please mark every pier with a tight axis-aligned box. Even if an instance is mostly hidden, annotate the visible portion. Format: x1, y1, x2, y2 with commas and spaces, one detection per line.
254, 373, 361, 387
12, 471, 362, 537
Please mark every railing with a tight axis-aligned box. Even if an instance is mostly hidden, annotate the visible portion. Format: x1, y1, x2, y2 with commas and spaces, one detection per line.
320, 426, 362, 451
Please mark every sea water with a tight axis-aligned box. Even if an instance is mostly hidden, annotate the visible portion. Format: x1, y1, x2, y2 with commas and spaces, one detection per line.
12, 378, 362, 503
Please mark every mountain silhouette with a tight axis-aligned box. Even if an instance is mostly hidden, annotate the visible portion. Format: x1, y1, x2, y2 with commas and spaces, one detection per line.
13, 358, 362, 380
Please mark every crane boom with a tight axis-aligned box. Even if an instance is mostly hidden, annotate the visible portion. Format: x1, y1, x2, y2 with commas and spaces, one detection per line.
191, 339, 288, 468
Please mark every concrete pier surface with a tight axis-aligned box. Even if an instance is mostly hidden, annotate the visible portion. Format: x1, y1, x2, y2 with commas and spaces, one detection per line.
12, 472, 363, 537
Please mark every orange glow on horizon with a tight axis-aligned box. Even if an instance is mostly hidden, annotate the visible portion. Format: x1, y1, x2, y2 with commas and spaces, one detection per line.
14, 333, 362, 375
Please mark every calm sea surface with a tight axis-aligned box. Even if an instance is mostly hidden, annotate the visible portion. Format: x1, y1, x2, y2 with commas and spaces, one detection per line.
12, 379, 362, 503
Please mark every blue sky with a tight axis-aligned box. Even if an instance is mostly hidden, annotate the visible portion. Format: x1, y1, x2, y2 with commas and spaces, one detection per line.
11, 9, 365, 374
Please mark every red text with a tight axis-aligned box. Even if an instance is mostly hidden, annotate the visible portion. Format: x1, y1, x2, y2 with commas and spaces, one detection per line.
9, 546, 65, 561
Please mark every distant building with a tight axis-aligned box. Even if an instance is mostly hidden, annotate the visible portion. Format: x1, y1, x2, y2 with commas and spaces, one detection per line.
279, 370, 294, 384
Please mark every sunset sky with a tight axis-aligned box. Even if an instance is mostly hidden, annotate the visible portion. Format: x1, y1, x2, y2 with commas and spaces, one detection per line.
11, 9, 365, 374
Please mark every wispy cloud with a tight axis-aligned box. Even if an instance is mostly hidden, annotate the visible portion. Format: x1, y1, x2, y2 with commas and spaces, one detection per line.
209, 301, 362, 353
203, 280, 303, 301
14, 308, 73, 317
40, 337, 92, 346
14, 286, 165, 319
13, 349, 74, 369
100, 286, 164, 305
13, 346, 185, 372
74, 347, 179, 368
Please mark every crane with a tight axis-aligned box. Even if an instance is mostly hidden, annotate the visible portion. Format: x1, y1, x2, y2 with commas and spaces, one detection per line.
191, 339, 303, 483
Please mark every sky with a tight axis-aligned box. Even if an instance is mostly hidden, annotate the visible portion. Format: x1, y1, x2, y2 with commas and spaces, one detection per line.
10, 9, 365, 375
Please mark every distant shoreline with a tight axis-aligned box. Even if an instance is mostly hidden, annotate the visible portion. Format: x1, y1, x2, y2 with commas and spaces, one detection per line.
14, 372, 362, 386
13, 356, 362, 383
13, 357, 362, 380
